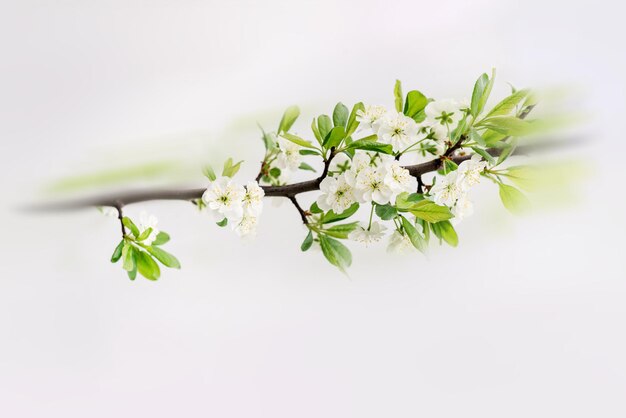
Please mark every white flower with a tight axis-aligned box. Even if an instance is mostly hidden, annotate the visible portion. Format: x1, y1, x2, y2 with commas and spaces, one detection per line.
456, 154, 488, 190
451, 194, 474, 223
424, 99, 467, 134
232, 213, 258, 238
317, 174, 358, 214
275, 136, 302, 171
383, 161, 418, 198
242, 181, 264, 216
430, 171, 462, 207
356, 104, 387, 131
349, 221, 387, 246
202, 176, 245, 222
376, 111, 420, 152
137, 211, 159, 246
387, 230, 415, 254
355, 166, 394, 204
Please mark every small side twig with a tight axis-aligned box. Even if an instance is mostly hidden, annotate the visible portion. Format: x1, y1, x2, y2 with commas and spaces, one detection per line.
287, 195, 308, 224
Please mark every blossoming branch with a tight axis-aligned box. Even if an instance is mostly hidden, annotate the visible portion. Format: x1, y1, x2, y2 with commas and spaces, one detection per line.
55, 70, 547, 279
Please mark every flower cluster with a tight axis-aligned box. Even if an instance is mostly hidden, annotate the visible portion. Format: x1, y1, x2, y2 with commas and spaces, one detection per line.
429, 154, 489, 222
356, 99, 468, 155
317, 152, 417, 212
202, 177, 265, 237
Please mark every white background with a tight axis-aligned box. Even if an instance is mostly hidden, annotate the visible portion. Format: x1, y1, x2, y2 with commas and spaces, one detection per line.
1, 1, 625, 417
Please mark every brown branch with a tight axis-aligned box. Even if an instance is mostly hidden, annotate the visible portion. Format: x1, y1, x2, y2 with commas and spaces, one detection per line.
30, 108, 553, 213
287, 195, 308, 224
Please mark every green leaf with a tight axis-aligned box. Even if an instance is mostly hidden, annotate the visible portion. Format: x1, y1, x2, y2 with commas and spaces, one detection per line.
152, 231, 170, 246
498, 183, 531, 215
417, 218, 430, 244
216, 218, 228, 227
269, 167, 281, 178
485, 89, 529, 118
401, 216, 427, 253
430, 221, 458, 247
301, 230, 313, 251
375, 204, 397, 220
470, 147, 496, 165
317, 115, 333, 139
321, 203, 359, 224
281, 132, 316, 149
323, 126, 346, 149
148, 246, 181, 269
319, 235, 352, 273
345, 139, 393, 154
202, 165, 217, 181
409, 200, 453, 223
278, 105, 300, 134
323, 222, 359, 239
299, 149, 321, 156
395, 192, 424, 210
122, 217, 139, 238
346, 102, 364, 137
332, 102, 349, 128
260, 128, 277, 153
299, 162, 316, 172
137, 227, 153, 242
479, 116, 531, 137
222, 158, 243, 178
393, 79, 403, 112
496, 139, 517, 166
122, 243, 136, 271
110, 240, 125, 263
135, 250, 161, 281
311, 118, 323, 145
403, 90, 428, 119
127, 266, 137, 281
310, 201, 323, 214
470, 69, 495, 117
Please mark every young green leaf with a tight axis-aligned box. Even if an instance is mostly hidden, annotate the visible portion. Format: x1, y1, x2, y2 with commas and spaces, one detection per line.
430, 221, 458, 247
127, 266, 137, 281
470, 147, 496, 165
311, 118, 323, 145
409, 200, 453, 223
393, 79, 403, 112
122, 217, 139, 238
401, 216, 427, 253
137, 227, 153, 242
152, 231, 170, 246
148, 246, 181, 269
202, 165, 217, 181
319, 235, 352, 273
222, 158, 243, 178
332, 102, 349, 128
470, 68, 495, 117
323, 126, 346, 149
375, 204, 397, 220
299, 149, 322, 156
478, 116, 531, 137
485, 89, 529, 118
301, 230, 314, 251
135, 250, 161, 281
122, 243, 136, 271
278, 105, 300, 134
310, 201, 323, 214
345, 139, 393, 154
403, 90, 428, 119
317, 115, 333, 139
323, 222, 359, 239
498, 183, 531, 215
345, 102, 364, 137
321, 203, 359, 224
216, 218, 228, 227
110, 240, 125, 263
299, 162, 316, 172
281, 132, 316, 149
